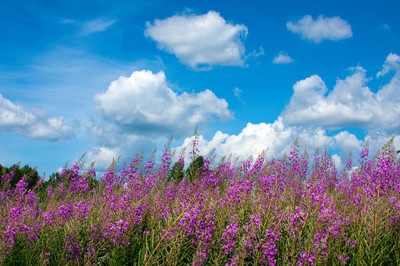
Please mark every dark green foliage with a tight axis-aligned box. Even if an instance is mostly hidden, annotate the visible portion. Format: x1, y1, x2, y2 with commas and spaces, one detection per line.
88, 175, 99, 190
0, 163, 40, 190
41, 170, 99, 191
186, 156, 204, 183
167, 161, 184, 184
38, 168, 99, 202
46, 172, 61, 186
167, 155, 205, 184
4, 237, 30, 264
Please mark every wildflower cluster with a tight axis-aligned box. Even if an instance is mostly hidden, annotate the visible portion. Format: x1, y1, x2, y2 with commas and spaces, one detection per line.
0, 138, 399, 265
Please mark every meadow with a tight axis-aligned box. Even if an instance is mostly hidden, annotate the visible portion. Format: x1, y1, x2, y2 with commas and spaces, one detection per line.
1, 136, 400, 265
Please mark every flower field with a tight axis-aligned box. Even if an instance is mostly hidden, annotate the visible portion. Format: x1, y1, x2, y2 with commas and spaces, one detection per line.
1, 138, 400, 265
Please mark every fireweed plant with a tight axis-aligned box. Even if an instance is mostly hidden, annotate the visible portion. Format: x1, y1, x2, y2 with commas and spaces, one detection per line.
1, 136, 400, 265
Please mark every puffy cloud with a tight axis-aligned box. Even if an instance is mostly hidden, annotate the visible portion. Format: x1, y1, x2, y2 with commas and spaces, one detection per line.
331, 154, 343, 170
287, 15, 352, 43
176, 120, 400, 172
175, 121, 398, 172
88, 69, 233, 170
282, 55, 400, 131
273, 51, 294, 64
176, 117, 335, 161
290, 74, 327, 107
377, 52, 400, 77
334, 131, 363, 156
145, 11, 248, 69
86, 146, 120, 170
94, 70, 233, 137
173, 53, 400, 171
0, 94, 73, 141
283, 70, 373, 128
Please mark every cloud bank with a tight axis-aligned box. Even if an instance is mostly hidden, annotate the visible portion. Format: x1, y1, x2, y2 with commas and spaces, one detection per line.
87, 54, 400, 172
176, 53, 400, 168
176, 117, 335, 160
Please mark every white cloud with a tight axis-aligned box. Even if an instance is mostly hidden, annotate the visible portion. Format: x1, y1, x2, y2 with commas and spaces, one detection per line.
145, 11, 248, 69
334, 131, 363, 156
80, 18, 116, 35
176, 117, 335, 161
175, 121, 399, 172
173, 53, 400, 171
273, 51, 294, 64
377, 53, 400, 77
331, 154, 343, 170
86, 146, 120, 170
364, 132, 400, 156
0, 94, 73, 141
94, 70, 233, 137
287, 15, 352, 43
88, 118, 166, 171
282, 55, 400, 131
87, 69, 234, 171
176, 119, 400, 171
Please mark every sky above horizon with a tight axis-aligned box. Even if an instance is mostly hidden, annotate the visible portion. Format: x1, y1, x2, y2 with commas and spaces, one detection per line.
1, 0, 399, 176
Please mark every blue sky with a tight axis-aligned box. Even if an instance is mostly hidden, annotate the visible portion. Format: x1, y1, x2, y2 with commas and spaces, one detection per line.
1, 0, 399, 176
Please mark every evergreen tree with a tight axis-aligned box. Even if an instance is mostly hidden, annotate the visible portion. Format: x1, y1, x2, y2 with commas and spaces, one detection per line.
0, 163, 40, 190
167, 161, 184, 184
186, 156, 204, 183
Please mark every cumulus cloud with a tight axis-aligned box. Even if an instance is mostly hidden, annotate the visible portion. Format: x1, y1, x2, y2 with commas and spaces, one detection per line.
0, 94, 73, 141
175, 121, 399, 173
282, 54, 400, 131
334, 131, 363, 156
331, 154, 343, 170
377, 53, 400, 77
86, 146, 120, 170
88, 69, 234, 170
273, 51, 294, 64
176, 118, 400, 172
87, 117, 168, 171
173, 53, 400, 172
145, 11, 248, 69
94, 70, 233, 137
176, 117, 335, 161
287, 15, 352, 43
